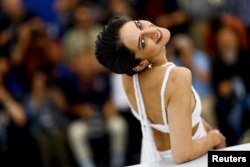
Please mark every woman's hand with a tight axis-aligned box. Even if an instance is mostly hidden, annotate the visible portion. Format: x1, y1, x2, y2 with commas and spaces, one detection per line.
203, 119, 226, 149
208, 130, 226, 149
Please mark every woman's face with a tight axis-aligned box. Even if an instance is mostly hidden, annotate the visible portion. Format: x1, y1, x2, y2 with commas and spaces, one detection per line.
119, 20, 170, 60
216, 27, 239, 52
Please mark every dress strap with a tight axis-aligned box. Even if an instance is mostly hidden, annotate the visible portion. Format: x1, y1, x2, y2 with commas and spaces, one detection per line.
133, 74, 155, 161
160, 63, 175, 128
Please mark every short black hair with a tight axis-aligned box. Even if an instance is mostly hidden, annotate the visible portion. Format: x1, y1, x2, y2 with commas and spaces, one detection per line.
95, 17, 141, 76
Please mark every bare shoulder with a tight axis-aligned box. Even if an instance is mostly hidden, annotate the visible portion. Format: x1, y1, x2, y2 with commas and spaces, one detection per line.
170, 66, 192, 84
168, 66, 192, 94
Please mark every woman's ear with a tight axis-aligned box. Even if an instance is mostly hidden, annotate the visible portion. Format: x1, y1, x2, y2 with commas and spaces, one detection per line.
132, 60, 149, 72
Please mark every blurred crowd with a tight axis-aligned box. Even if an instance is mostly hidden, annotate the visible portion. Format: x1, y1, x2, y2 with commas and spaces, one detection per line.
0, 0, 250, 167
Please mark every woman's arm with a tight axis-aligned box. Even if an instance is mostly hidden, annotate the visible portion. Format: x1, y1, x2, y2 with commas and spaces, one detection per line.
167, 67, 225, 164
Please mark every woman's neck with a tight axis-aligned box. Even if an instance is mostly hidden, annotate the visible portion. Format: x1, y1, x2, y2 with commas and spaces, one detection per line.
148, 49, 168, 67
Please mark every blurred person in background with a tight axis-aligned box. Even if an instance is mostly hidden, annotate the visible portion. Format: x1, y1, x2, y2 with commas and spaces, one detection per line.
179, 0, 227, 49
23, 69, 71, 167
97, 0, 136, 25
97, 0, 142, 165
59, 2, 128, 166
226, 0, 250, 49
62, 1, 102, 61
9, 18, 62, 101
170, 34, 216, 127
110, 73, 142, 166
226, 2, 250, 134
0, 53, 27, 166
0, 0, 36, 58
205, 14, 250, 146
56, 45, 127, 167
224, 0, 250, 141
134, 0, 189, 36
54, 0, 79, 38
0, 0, 34, 101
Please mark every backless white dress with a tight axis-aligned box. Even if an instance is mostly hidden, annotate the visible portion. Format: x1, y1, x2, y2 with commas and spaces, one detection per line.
127, 62, 207, 163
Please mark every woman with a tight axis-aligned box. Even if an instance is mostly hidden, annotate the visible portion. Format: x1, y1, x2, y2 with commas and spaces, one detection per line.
95, 17, 226, 164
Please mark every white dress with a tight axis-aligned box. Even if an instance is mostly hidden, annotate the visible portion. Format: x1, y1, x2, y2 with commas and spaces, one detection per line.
127, 63, 207, 163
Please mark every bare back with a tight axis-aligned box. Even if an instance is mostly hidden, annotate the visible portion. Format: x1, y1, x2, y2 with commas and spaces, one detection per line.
122, 63, 198, 151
